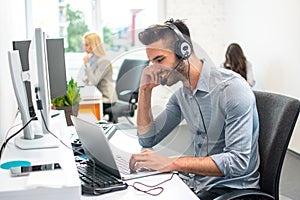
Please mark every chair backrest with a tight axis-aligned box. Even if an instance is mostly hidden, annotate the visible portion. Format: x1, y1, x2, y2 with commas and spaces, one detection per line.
115, 59, 149, 102
254, 90, 300, 199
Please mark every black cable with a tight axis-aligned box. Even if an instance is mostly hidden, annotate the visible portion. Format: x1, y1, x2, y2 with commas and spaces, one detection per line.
193, 95, 209, 156
3, 122, 22, 146
186, 59, 208, 156
34, 86, 72, 150
39, 110, 72, 149
0, 117, 35, 160
187, 59, 191, 86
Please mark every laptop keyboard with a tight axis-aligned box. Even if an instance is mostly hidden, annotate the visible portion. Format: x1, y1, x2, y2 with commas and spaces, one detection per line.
114, 154, 131, 175
96, 123, 117, 139
75, 156, 127, 195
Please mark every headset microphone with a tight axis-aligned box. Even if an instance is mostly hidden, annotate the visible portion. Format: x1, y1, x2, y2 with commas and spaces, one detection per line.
160, 77, 168, 86
161, 57, 185, 86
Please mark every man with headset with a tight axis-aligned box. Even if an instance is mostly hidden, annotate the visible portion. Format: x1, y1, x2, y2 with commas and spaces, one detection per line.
129, 19, 260, 199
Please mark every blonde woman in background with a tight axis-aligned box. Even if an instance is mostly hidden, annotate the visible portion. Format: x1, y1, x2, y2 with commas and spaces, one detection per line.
82, 32, 117, 122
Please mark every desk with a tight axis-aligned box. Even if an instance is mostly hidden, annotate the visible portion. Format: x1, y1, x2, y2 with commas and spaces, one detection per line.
0, 113, 198, 200
79, 85, 102, 121
0, 111, 81, 200
81, 173, 198, 200
78, 129, 199, 200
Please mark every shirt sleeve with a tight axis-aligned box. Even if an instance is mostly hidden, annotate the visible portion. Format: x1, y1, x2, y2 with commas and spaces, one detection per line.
85, 58, 111, 85
138, 93, 183, 148
210, 79, 256, 178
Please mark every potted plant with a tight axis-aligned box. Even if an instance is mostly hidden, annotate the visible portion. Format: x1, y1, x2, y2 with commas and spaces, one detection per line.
51, 78, 81, 126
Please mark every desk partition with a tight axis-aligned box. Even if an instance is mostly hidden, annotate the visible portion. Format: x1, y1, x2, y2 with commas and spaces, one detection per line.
79, 85, 103, 121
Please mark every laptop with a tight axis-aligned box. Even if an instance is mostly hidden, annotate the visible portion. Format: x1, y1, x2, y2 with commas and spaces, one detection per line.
95, 122, 117, 140
71, 115, 162, 181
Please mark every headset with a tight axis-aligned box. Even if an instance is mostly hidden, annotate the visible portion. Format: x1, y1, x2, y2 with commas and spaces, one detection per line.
162, 22, 209, 156
160, 22, 193, 85
164, 22, 192, 60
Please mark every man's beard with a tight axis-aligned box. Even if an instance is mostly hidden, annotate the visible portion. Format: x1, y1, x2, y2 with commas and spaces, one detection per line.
166, 61, 189, 86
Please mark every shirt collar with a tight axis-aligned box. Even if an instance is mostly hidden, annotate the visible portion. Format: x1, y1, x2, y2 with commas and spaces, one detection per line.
183, 60, 210, 96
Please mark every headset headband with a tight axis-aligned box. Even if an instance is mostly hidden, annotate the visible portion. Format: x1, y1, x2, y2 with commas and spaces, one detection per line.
164, 23, 192, 59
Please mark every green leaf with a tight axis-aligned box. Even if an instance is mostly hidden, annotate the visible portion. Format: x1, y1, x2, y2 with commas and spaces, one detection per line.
51, 77, 81, 107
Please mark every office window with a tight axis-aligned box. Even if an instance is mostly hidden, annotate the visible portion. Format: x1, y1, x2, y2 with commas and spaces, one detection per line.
27, 0, 160, 80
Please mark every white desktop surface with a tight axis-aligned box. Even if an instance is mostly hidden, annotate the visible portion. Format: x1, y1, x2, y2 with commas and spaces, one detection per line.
0, 110, 81, 200
79, 85, 102, 102
0, 112, 198, 200
81, 173, 198, 200
80, 129, 199, 200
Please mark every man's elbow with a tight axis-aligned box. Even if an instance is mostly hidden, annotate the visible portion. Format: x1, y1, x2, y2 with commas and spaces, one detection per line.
138, 138, 155, 148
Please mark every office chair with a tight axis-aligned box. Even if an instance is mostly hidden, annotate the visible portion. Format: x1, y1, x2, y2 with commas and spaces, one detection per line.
105, 59, 149, 124
215, 91, 300, 200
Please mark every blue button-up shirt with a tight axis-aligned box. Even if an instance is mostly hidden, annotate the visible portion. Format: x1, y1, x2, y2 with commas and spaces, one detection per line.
138, 61, 260, 191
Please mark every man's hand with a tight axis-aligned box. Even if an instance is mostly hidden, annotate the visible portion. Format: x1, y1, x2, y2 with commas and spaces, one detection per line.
137, 63, 171, 134
139, 64, 169, 90
129, 149, 176, 172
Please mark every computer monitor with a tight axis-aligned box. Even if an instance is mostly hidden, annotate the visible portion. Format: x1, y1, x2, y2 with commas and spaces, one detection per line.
12, 40, 36, 118
8, 28, 67, 149
13, 38, 67, 104
46, 38, 68, 99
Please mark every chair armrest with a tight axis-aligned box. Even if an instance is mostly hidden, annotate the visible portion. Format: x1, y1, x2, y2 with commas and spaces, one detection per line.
214, 189, 274, 200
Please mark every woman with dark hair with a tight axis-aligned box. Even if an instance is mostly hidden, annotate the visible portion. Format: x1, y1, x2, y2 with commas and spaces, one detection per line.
221, 43, 255, 87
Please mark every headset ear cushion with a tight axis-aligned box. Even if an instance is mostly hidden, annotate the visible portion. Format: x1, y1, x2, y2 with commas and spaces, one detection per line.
175, 40, 191, 59
175, 41, 183, 59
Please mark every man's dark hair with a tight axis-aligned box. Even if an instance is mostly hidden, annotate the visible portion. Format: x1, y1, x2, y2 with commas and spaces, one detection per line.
138, 18, 193, 54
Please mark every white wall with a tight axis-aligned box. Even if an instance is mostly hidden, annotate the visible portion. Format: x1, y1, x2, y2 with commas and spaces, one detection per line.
1, 0, 299, 152
224, 0, 300, 153
0, 1, 27, 145
165, 0, 226, 65
164, 0, 300, 153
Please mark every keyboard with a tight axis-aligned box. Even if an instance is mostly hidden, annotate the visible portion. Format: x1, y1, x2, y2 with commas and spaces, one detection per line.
96, 123, 117, 139
114, 154, 131, 175
75, 156, 128, 195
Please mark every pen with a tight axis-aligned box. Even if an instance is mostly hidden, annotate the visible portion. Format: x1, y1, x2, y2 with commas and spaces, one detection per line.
51, 113, 60, 118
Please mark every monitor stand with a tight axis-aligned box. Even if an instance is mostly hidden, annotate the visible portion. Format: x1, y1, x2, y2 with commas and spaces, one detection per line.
14, 120, 60, 150
15, 134, 59, 150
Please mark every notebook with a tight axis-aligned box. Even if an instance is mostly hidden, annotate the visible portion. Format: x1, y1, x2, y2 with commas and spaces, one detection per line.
71, 115, 162, 181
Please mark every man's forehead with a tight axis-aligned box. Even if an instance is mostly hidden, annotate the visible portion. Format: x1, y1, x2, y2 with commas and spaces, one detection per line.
146, 46, 169, 54
146, 41, 171, 52
146, 48, 172, 61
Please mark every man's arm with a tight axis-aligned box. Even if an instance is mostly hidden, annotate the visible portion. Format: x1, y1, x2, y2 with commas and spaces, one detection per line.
129, 149, 223, 176
171, 156, 223, 176
136, 64, 163, 135
136, 87, 154, 135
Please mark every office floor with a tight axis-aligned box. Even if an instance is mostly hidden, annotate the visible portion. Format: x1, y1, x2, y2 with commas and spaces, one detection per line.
280, 150, 300, 200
